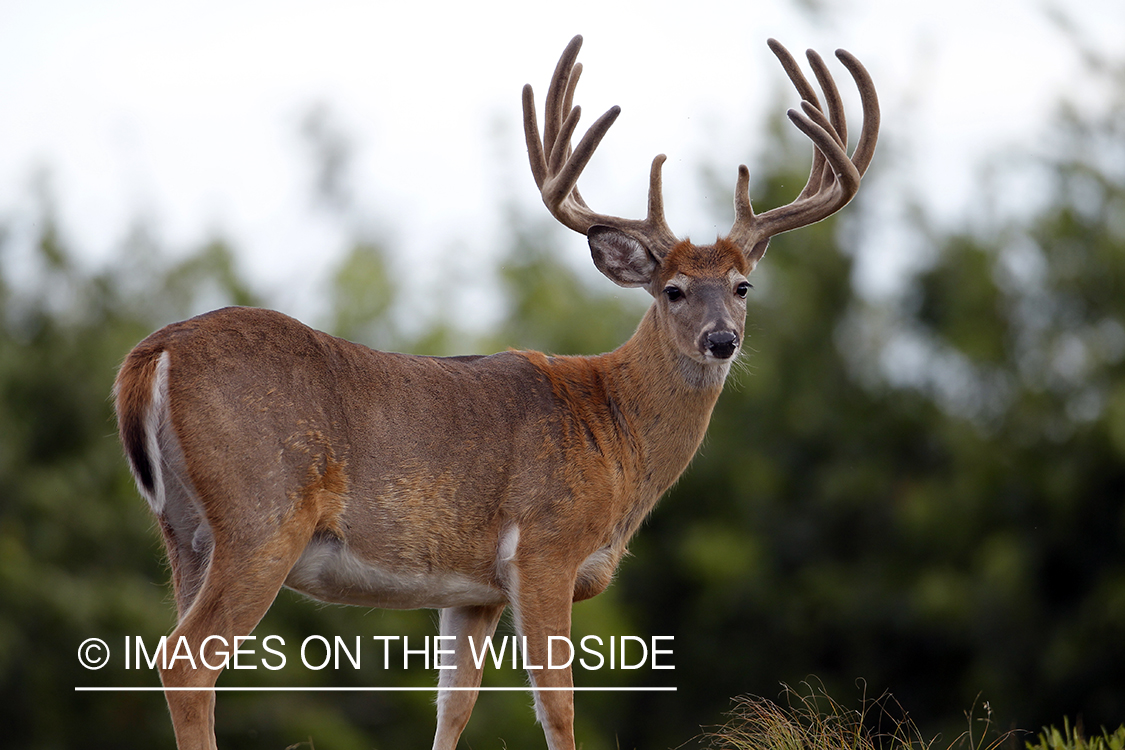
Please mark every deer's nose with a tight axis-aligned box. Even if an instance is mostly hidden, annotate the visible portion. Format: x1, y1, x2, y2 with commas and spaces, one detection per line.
705, 330, 740, 359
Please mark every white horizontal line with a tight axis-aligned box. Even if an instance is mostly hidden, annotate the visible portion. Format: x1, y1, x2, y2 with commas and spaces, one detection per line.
76, 686, 675, 692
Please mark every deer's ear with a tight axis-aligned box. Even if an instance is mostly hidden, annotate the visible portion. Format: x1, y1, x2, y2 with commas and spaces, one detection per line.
588, 225, 658, 288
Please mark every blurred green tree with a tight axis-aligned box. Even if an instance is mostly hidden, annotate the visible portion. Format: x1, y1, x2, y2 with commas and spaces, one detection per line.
2, 32, 1123, 750
0, 195, 267, 748
603, 34, 1125, 750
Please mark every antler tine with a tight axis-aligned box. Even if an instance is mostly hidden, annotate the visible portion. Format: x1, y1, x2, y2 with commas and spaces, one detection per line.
523, 35, 679, 258
802, 48, 847, 202
807, 49, 846, 149
523, 37, 583, 192
727, 39, 880, 264
793, 100, 834, 201
766, 39, 821, 110
561, 62, 581, 136
542, 105, 621, 209
543, 36, 582, 168
523, 85, 548, 191
550, 102, 583, 176
767, 40, 831, 202
835, 48, 880, 177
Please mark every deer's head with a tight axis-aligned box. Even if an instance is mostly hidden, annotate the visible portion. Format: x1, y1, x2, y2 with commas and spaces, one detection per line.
523, 35, 879, 366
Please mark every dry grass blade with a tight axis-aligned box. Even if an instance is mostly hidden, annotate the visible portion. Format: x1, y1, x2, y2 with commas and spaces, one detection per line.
703, 683, 876, 750
702, 682, 1017, 750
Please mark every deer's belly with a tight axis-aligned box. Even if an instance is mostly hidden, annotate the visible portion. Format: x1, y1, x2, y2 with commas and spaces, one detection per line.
285, 535, 506, 609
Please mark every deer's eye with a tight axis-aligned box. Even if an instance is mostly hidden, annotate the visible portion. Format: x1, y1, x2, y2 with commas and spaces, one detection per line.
735, 281, 752, 299
663, 285, 684, 302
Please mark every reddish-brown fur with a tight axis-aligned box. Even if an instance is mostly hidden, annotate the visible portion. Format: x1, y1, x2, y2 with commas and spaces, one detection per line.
660, 238, 750, 282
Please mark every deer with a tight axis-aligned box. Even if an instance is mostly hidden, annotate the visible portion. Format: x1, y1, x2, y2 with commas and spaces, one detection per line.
113, 34, 878, 750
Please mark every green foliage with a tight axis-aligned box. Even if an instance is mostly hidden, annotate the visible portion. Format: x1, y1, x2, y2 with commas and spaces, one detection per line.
598, 42, 1125, 750
326, 238, 397, 347
0, 205, 265, 748
485, 208, 645, 356
1027, 720, 1125, 750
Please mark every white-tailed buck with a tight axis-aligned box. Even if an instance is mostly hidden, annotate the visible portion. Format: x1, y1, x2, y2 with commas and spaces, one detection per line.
115, 34, 878, 750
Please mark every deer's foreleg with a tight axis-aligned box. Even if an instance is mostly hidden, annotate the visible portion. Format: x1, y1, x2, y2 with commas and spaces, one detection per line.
511, 566, 578, 750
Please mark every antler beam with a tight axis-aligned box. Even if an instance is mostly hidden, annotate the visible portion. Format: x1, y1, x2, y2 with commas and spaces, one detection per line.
728, 39, 881, 262
524, 36, 879, 268
522, 35, 680, 260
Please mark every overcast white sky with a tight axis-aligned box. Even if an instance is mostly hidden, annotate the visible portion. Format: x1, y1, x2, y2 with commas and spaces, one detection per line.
1, 0, 1122, 322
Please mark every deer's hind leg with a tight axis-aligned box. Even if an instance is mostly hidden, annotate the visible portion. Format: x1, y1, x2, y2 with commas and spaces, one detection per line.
154, 442, 334, 750
159, 500, 320, 750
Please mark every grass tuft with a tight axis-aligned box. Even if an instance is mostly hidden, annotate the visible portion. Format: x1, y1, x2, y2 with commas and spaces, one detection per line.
1025, 719, 1125, 750
702, 681, 1016, 750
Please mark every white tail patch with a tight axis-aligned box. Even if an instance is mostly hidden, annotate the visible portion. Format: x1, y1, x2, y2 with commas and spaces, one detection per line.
133, 351, 211, 560
141, 351, 172, 515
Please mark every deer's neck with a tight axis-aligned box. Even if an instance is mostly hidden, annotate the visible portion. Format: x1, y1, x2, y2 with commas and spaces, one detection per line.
519, 308, 729, 560
595, 305, 730, 496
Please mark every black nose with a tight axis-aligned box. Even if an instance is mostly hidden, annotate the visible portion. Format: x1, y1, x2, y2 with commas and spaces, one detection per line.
705, 330, 739, 359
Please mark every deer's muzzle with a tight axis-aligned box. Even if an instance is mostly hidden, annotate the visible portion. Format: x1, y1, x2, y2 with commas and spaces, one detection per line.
704, 330, 740, 360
